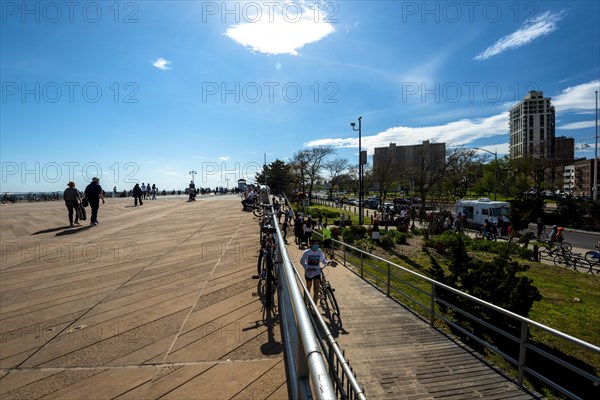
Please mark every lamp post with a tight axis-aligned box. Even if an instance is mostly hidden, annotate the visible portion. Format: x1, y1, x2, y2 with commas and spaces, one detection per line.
474, 147, 498, 201
189, 170, 197, 183
594, 90, 598, 201
351, 116, 363, 225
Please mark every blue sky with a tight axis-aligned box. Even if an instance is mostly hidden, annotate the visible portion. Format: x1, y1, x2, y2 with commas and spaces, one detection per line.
1, 0, 599, 192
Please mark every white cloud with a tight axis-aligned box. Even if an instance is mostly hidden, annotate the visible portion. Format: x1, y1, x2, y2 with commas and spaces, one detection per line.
475, 11, 565, 61
219, 156, 231, 161
559, 121, 597, 130
152, 57, 172, 70
553, 80, 600, 113
306, 81, 598, 155
305, 112, 509, 155
225, 3, 335, 55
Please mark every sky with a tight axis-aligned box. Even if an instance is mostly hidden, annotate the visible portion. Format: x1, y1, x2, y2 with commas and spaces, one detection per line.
1, 0, 599, 192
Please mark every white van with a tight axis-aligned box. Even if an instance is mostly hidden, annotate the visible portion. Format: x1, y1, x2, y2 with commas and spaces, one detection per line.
455, 198, 510, 227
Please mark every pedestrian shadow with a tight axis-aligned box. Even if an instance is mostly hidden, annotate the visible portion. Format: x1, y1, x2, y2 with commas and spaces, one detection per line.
55, 226, 92, 236
32, 226, 71, 235
124, 205, 141, 208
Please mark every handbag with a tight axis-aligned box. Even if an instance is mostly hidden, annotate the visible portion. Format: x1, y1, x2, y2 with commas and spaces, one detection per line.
81, 198, 89, 207
77, 204, 87, 221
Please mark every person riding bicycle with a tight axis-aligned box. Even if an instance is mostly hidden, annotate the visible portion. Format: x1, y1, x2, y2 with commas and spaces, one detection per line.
481, 219, 491, 239
300, 238, 329, 306
548, 225, 565, 255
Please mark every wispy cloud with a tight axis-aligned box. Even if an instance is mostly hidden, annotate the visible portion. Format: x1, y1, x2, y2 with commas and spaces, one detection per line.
559, 121, 597, 130
219, 156, 231, 161
152, 57, 172, 70
305, 112, 509, 155
306, 81, 598, 155
225, 3, 335, 55
553, 80, 600, 113
475, 10, 565, 61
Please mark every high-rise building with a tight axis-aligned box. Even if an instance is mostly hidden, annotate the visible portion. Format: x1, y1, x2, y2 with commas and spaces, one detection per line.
373, 141, 446, 171
509, 91, 556, 159
554, 136, 574, 164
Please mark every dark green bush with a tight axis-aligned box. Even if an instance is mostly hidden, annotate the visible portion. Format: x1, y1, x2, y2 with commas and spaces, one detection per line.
379, 235, 394, 249
469, 239, 534, 260
426, 231, 471, 252
394, 231, 409, 245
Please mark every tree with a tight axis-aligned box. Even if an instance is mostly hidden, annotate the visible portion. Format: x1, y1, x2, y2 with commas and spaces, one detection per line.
324, 158, 349, 199
290, 150, 310, 192
371, 155, 398, 206
444, 148, 480, 198
304, 146, 335, 200
255, 159, 293, 195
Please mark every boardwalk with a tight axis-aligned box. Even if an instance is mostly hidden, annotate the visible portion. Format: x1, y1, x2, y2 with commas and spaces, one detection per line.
284, 245, 540, 400
1, 196, 540, 399
0, 196, 286, 399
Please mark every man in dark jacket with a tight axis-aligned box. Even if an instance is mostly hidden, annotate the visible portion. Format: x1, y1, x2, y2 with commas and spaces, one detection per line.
132, 183, 143, 206
84, 177, 105, 226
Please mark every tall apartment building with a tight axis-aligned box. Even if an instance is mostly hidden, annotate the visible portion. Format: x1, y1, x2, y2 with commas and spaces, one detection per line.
373, 141, 446, 171
509, 91, 556, 159
554, 136, 575, 164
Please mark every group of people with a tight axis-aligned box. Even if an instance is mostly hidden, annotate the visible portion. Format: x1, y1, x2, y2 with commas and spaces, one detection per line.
132, 182, 158, 206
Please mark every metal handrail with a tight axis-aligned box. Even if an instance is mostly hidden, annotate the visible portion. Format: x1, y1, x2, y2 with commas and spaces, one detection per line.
266, 203, 336, 399
276, 193, 367, 399
313, 231, 600, 399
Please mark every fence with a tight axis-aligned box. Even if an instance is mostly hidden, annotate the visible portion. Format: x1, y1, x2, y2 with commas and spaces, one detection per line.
315, 233, 599, 400
266, 203, 367, 400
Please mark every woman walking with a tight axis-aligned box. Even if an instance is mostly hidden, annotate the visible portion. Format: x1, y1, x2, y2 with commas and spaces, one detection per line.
63, 181, 81, 227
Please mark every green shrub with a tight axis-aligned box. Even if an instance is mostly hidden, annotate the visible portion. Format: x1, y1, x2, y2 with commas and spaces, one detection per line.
469, 239, 533, 260
343, 225, 367, 243
427, 231, 471, 252
329, 226, 341, 239
379, 235, 394, 249
394, 231, 409, 245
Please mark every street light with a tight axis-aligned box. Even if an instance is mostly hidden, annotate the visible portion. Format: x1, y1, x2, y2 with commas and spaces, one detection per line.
473, 147, 498, 201
189, 170, 197, 183
351, 116, 363, 225
594, 90, 598, 201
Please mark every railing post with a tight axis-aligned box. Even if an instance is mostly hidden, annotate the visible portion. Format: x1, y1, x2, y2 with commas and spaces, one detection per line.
517, 320, 529, 386
360, 251, 364, 279
343, 244, 347, 267
430, 282, 436, 326
386, 262, 391, 297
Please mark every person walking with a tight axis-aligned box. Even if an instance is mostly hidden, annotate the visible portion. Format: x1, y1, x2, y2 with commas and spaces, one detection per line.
63, 181, 81, 227
141, 183, 146, 200
132, 183, 144, 206
300, 238, 329, 307
151, 184, 157, 200
84, 177, 105, 226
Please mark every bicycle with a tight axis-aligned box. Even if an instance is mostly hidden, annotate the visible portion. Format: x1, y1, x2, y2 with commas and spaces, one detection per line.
255, 224, 277, 308
1, 193, 19, 204
318, 265, 341, 326
584, 246, 600, 274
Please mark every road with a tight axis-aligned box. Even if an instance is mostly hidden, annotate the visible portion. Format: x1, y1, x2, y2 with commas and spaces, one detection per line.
526, 224, 600, 253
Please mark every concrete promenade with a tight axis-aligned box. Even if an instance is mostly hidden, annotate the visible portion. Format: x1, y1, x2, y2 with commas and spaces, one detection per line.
1, 195, 540, 399
1, 195, 287, 399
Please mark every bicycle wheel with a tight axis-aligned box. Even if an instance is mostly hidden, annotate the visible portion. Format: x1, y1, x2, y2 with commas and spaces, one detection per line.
253, 207, 263, 217
553, 255, 565, 267
324, 284, 340, 317
257, 250, 263, 276
265, 255, 273, 308
560, 242, 573, 252
584, 251, 600, 264
538, 232, 549, 241
475, 231, 483, 239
